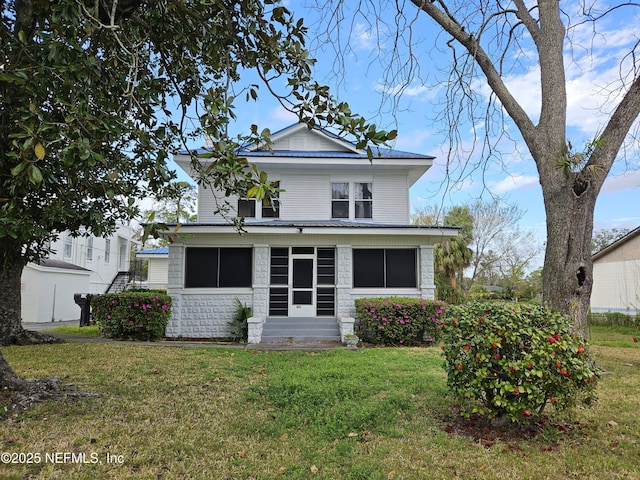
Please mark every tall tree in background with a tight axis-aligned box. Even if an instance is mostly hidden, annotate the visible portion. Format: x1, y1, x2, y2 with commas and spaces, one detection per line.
466, 199, 540, 294
0, 0, 394, 392
591, 227, 633, 254
316, 0, 640, 335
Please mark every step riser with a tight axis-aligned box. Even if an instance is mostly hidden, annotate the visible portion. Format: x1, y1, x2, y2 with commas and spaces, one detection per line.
261, 317, 341, 343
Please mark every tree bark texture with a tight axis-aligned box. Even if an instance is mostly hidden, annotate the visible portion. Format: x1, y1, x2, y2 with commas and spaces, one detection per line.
541, 173, 598, 338
0, 245, 60, 390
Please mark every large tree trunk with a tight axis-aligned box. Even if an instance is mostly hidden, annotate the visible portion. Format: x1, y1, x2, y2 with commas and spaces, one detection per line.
541, 170, 598, 339
0, 259, 27, 346
0, 252, 60, 391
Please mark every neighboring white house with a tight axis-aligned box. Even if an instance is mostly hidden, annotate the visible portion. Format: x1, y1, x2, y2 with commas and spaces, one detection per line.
591, 226, 640, 315
163, 123, 458, 343
136, 247, 169, 290
21, 224, 134, 323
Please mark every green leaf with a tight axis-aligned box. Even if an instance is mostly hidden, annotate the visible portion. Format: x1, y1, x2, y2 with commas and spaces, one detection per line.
10, 162, 28, 176
27, 165, 43, 184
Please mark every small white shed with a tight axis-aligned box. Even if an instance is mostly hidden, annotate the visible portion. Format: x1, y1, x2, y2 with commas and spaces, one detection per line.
21, 259, 91, 323
136, 247, 169, 290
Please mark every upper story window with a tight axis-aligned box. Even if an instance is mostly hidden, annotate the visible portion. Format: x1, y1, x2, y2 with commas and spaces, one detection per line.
237, 199, 256, 217
355, 182, 372, 218
331, 182, 372, 219
262, 182, 280, 218
86, 236, 94, 261
63, 235, 72, 258
238, 182, 280, 219
104, 239, 111, 264
331, 182, 349, 218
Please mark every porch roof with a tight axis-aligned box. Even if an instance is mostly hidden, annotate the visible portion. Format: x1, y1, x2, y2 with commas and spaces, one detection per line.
161, 220, 459, 239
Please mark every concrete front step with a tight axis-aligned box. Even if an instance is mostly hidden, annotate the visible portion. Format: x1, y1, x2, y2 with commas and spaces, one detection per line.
261, 317, 341, 344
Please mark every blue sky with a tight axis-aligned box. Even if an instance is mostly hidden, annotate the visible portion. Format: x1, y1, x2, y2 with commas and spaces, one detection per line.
169, 1, 639, 268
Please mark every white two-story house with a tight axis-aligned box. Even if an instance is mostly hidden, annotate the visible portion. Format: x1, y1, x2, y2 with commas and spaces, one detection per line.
164, 123, 458, 343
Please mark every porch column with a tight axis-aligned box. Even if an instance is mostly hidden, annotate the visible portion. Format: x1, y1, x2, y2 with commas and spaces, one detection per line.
252, 245, 269, 318
419, 244, 436, 300
166, 244, 185, 337
336, 244, 353, 318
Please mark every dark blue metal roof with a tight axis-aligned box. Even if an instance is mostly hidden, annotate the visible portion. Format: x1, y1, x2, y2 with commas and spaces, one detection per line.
136, 247, 169, 255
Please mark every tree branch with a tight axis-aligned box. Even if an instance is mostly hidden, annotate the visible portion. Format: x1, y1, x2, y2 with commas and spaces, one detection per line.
411, 0, 538, 147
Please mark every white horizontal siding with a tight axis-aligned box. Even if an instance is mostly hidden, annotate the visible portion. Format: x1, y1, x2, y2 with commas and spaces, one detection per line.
372, 173, 409, 224
148, 258, 169, 285
280, 173, 331, 220
197, 185, 238, 222
592, 260, 640, 312
197, 169, 411, 224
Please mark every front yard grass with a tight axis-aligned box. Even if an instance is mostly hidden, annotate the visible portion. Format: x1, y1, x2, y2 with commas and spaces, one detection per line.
0, 339, 638, 479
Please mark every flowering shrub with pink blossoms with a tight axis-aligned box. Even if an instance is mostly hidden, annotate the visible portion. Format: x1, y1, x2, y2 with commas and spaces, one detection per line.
92, 290, 172, 341
355, 297, 446, 346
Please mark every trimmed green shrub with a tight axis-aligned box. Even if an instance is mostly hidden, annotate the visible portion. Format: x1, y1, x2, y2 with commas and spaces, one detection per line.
355, 297, 446, 345
441, 302, 599, 423
92, 291, 172, 341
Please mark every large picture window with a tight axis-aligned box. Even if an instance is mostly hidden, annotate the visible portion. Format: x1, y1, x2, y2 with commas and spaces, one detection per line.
353, 248, 417, 288
185, 247, 252, 288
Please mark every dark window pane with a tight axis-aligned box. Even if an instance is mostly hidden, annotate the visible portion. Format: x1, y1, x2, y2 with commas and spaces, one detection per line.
293, 290, 313, 305
353, 249, 384, 287
355, 201, 372, 218
219, 248, 252, 287
261, 202, 279, 218
292, 247, 314, 255
237, 199, 255, 217
262, 182, 280, 218
331, 182, 349, 199
293, 258, 313, 288
386, 249, 417, 287
332, 201, 349, 218
185, 248, 218, 288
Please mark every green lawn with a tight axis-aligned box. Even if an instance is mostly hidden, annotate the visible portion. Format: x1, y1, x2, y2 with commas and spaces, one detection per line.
43, 325, 101, 337
0, 337, 638, 479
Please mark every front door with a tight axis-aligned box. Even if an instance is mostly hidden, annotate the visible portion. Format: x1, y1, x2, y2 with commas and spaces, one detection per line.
289, 249, 315, 317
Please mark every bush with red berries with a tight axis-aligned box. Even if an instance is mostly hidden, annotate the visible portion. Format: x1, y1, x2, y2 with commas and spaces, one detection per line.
440, 302, 599, 423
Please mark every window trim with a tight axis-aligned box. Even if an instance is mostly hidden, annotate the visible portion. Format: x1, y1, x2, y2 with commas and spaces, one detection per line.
331, 182, 350, 219
331, 181, 373, 220
354, 182, 373, 219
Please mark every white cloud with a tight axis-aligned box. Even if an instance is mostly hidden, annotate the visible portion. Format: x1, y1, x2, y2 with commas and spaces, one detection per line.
352, 22, 376, 51
393, 128, 433, 151
490, 174, 539, 194
601, 170, 640, 194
